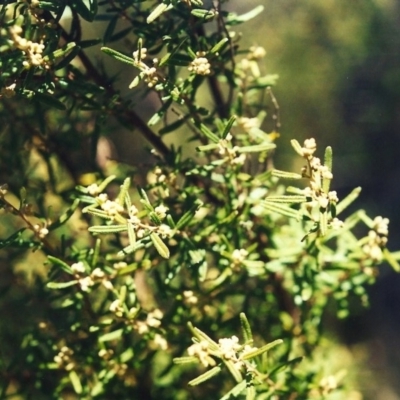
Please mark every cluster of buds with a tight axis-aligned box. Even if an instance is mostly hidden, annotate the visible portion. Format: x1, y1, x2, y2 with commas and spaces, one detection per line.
362, 216, 389, 262
230, 248, 248, 270
187, 335, 257, 370
128, 203, 172, 239
297, 138, 338, 212
218, 133, 246, 165
130, 46, 160, 88
71, 261, 113, 292
188, 51, 211, 76
54, 346, 75, 371
247, 45, 266, 61
182, 290, 198, 305
133, 308, 163, 334
33, 222, 49, 239
9, 25, 48, 69
95, 193, 124, 219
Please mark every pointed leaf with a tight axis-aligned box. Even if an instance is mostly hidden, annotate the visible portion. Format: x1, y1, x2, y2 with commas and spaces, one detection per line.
88, 225, 128, 234
237, 143, 276, 153
240, 313, 253, 344
323, 146, 333, 193
241, 339, 283, 360
261, 201, 301, 220
336, 187, 361, 215
47, 280, 78, 289
271, 170, 302, 180
188, 366, 222, 386
47, 255, 74, 274
151, 233, 170, 259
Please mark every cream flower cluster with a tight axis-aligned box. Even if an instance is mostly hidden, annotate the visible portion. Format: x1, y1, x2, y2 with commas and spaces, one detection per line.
54, 346, 75, 371
218, 133, 246, 165
71, 261, 113, 292
299, 138, 338, 211
188, 51, 211, 76
9, 25, 47, 69
187, 335, 257, 370
131, 46, 159, 87
362, 216, 389, 261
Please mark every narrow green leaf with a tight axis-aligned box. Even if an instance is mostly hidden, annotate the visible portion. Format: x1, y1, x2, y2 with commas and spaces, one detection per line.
290, 139, 304, 157
219, 380, 247, 400
69, 370, 83, 394
47, 280, 78, 289
117, 177, 131, 205
199, 123, 219, 143
158, 117, 187, 135
35, 93, 66, 110
237, 143, 276, 153
47, 255, 74, 274
49, 199, 80, 230
71, 0, 98, 21
189, 366, 222, 386
335, 187, 361, 215
175, 201, 203, 230
383, 248, 400, 272
148, 98, 173, 126
223, 358, 243, 383
99, 329, 124, 342
319, 210, 328, 236
271, 170, 302, 180
246, 383, 256, 400
221, 116, 236, 138
240, 313, 253, 344
88, 225, 128, 234
191, 8, 216, 20
188, 323, 219, 349
147, 3, 172, 24
173, 356, 199, 364
323, 146, 333, 193
103, 14, 118, 43
210, 38, 229, 55
78, 38, 102, 48
127, 222, 136, 247
54, 45, 81, 70
261, 201, 301, 220
234, 5, 264, 22
196, 143, 219, 152
101, 47, 134, 65
151, 233, 170, 259
241, 339, 283, 360
264, 195, 307, 204
268, 356, 303, 377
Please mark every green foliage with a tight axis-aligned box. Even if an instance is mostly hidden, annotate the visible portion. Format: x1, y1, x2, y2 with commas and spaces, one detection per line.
0, 1, 398, 399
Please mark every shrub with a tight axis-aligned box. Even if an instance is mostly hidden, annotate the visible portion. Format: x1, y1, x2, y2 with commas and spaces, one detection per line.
0, 1, 398, 399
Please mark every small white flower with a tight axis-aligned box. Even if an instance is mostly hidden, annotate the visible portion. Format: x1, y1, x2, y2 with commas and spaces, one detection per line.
79, 276, 94, 292
152, 333, 168, 350
231, 249, 248, 265
155, 204, 169, 219
373, 216, 389, 236
248, 46, 266, 60
183, 290, 198, 305
87, 183, 100, 196
158, 224, 172, 238
109, 299, 123, 313
71, 261, 86, 274
187, 340, 215, 367
302, 138, 317, 157
188, 52, 211, 76
218, 336, 241, 361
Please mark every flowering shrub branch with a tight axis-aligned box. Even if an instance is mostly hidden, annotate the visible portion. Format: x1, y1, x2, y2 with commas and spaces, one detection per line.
0, 1, 398, 399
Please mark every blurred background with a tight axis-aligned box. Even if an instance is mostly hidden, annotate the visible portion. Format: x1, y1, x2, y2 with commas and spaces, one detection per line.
236, 0, 400, 398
